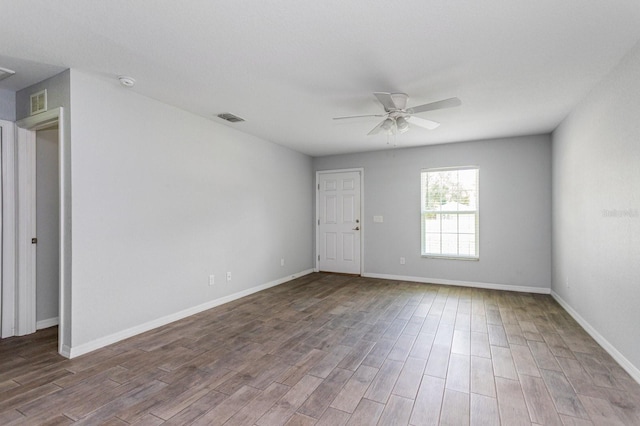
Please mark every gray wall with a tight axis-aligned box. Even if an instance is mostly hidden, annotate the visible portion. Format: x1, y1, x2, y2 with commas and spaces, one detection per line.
36, 127, 60, 324
68, 70, 313, 348
16, 71, 70, 120
0, 88, 16, 121
552, 41, 640, 372
314, 134, 552, 290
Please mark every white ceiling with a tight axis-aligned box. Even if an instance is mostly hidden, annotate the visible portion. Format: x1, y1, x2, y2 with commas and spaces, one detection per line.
1, 1, 640, 156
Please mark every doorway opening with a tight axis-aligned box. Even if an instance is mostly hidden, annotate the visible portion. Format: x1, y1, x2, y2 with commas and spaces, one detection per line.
34, 124, 60, 331
2, 107, 68, 356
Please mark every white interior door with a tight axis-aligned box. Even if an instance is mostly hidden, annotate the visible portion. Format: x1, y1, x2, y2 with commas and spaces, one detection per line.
17, 126, 37, 336
1, 120, 17, 338
318, 171, 361, 274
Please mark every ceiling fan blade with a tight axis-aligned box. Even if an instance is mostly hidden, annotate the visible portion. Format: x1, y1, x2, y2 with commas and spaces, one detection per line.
367, 119, 387, 135
333, 113, 387, 120
374, 92, 399, 112
407, 115, 440, 130
408, 97, 461, 114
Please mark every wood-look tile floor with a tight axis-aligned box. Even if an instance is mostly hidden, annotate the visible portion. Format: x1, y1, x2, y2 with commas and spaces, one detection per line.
2, 273, 640, 425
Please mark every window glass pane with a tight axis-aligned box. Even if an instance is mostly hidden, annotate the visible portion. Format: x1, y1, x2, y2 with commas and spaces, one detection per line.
441, 214, 457, 233
459, 234, 476, 256
441, 234, 458, 255
458, 169, 477, 185
425, 233, 441, 254
424, 213, 440, 233
442, 170, 456, 187
458, 213, 476, 234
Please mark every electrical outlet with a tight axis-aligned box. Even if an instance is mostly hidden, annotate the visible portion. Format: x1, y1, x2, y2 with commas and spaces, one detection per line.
281, 258, 285, 267
566, 277, 570, 288
209, 275, 215, 286
226, 271, 232, 282
400, 257, 406, 265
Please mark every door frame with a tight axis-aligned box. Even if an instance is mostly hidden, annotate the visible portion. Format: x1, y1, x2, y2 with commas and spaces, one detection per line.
9, 108, 67, 355
315, 168, 364, 275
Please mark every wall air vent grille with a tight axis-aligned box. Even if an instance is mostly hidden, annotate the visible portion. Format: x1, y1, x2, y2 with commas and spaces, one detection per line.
217, 113, 245, 123
30, 89, 48, 115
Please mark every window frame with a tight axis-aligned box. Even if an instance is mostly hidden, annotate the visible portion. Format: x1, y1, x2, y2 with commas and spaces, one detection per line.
420, 166, 479, 260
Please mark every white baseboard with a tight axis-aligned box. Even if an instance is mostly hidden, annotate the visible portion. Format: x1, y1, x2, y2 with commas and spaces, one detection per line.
551, 290, 640, 385
361, 272, 551, 294
67, 269, 314, 359
60, 344, 71, 359
36, 317, 59, 330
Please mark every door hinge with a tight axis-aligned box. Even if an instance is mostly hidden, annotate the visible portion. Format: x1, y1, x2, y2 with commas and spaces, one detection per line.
318, 255, 320, 261
31, 238, 37, 244
317, 219, 320, 226
317, 183, 320, 190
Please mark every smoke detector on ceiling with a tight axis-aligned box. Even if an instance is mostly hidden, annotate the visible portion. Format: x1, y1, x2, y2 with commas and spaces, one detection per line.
118, 75, 136, 88
0, 66, 16, 82
217, 113, 245, 123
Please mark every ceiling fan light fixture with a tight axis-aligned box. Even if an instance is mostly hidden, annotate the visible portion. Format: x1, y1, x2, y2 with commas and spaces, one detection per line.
380, 117, 395, 133
396, 116, 409, 134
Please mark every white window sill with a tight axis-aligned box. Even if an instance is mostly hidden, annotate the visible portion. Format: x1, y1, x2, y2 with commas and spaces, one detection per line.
421, 255, 479, 261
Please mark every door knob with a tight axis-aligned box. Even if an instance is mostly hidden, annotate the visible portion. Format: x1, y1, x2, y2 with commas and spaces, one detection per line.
352, 226, 360, 231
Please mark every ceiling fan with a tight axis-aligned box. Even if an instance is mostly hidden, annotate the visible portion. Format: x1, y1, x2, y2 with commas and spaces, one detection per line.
333, 92, 461, 135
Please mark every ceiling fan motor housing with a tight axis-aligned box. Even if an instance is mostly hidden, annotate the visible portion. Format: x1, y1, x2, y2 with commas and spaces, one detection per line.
388, 93, 408, 111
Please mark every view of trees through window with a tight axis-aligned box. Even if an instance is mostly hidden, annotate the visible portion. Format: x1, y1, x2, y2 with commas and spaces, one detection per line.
421, 168, 479, 258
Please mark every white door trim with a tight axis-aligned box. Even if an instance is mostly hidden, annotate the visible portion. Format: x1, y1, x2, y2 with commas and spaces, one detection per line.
1, 120, 17, 338
315, 168, 364, 274
14, 108, 67, 355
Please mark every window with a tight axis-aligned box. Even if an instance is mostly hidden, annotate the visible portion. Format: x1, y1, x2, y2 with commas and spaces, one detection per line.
421, 167, 479, 259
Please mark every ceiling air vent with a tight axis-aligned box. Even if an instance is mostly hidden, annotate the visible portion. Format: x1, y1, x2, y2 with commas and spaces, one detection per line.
217, 113, 245, 123
0, 66, 16, 82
